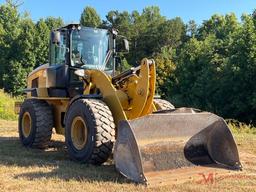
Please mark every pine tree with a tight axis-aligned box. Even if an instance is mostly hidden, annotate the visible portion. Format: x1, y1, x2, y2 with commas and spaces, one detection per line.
80, 6, 101, 27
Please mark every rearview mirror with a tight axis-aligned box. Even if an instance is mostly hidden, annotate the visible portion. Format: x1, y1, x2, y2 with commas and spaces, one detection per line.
117, 38, 129, 53
51, 31, 61, 44
123, 39, 129, 52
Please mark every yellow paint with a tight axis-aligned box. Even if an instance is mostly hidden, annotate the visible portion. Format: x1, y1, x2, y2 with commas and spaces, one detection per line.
139, 59, 156, 116
71, 116, 88, 150
21, 112, 32, 138
47, 99, 69, 135
83, 82, 92, 95
116, 90, 129, 110
126, 61, 148, 119
27, 68, 47, 98
87, 70, 128, 124
14, 101, 22, 114
22, 58, 157, 135
85, 58, 157, 122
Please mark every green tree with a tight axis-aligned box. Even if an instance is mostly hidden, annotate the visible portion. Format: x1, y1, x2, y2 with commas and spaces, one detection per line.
103, 6, 185, 98
154, 47, 176, 97
0, 2, 63, 94
222, 14, 256, 122
34, 19, 50, 66
197, 13, 238, 40
44, 16, 63, 30
3, 18, 36, 94
0, 2, 20, 88
170, 13, 256, 124
17, 18, 36, 70
104, 6, 169, 65
3, 61, 27, 94
133, 6, 166, 62
157, 17, 185, 49
186, 20, 197, 38
106, 10, 132, 35
33, 17, 63, 67
80, 6, 101, 27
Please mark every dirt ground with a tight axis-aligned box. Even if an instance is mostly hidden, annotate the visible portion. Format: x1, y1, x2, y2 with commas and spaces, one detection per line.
0, 119, 256, 192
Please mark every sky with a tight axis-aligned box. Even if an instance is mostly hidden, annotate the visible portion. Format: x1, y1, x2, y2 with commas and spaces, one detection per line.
1, 0, 256, 24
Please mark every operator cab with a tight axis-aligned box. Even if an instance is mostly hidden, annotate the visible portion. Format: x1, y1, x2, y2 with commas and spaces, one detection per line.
70, 27, 114, 73
48, 24, 122, 97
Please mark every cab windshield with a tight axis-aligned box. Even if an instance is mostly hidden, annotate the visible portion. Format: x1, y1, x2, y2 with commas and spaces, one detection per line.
71, 27, 113, 71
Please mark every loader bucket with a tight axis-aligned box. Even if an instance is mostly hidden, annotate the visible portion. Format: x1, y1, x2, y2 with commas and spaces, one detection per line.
114, 108, 241, 184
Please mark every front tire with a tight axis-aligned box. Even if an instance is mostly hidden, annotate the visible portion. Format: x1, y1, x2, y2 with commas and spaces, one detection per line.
65, 99, 115, 165
18, 99, 53, 149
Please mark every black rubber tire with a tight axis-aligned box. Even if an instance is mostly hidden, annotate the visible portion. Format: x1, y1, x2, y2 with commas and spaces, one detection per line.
18, 99, 53, 149
65, 99, 115, 165
154, 99, 175, 110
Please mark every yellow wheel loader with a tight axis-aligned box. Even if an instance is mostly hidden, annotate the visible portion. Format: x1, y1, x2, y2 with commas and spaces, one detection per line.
16, 24, 241, 185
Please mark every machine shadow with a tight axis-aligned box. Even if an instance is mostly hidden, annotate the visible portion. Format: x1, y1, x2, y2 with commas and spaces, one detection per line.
0, 136, 130, 184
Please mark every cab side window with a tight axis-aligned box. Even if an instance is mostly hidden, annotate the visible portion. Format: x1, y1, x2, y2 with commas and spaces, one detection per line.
50, 32, 67, 65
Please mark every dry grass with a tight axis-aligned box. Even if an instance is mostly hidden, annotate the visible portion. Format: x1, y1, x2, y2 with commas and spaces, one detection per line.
0, 119, 256, 192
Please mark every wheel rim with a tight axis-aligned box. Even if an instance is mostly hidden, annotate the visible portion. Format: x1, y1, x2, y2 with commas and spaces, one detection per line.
22, 112, 32, 138
71, 116, 88, 150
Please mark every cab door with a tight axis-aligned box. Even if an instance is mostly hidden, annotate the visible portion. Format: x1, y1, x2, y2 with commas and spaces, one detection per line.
48, 30, 69, 97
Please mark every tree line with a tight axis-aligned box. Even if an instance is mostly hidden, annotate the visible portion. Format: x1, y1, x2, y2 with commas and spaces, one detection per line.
0, 1, 256, 123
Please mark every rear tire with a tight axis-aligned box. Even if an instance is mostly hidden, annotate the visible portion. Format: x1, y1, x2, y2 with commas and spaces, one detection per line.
65, 99, 115, 165
154, 99, 175, 110
18, 99, 53, 149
